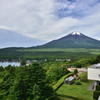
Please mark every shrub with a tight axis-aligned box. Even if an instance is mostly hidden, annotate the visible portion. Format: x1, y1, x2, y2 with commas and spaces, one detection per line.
96, 85, 100, 91
46, 66, 70, 84
74, 61, 82, 68
78, 72, 88, 82
80, 77, 88, 82
50, 82, 57, 86
93, 91, 100, 100
75, 80, 81, 85
74, 69, 78, 74
53, 72, 74, 91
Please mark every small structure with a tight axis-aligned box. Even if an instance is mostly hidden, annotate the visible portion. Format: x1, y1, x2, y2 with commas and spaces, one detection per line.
64, 76, 75, 85
88, 63, 100, 90
44, 59, 47, 61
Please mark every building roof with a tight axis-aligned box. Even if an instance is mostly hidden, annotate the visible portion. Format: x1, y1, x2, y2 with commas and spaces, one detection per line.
89, 63, 100, 69
65, 76, 74, 81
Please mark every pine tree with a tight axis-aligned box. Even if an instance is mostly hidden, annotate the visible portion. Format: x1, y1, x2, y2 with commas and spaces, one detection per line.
8, 62, 56, 100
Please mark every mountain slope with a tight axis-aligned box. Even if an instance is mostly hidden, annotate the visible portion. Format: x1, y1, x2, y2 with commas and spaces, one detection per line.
0, 29, 46, 48
39, 32, 100, 48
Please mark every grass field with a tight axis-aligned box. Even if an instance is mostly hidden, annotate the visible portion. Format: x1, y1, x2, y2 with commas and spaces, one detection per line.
56, 72, 94, 100
16, 48, 100, 60
18, 48, 100, 54
57, 81, 93, 100
0, 48, 100, 61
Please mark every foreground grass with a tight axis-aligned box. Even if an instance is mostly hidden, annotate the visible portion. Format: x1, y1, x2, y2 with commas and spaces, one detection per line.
56, 72, 93, 100
57, 81, 93, 100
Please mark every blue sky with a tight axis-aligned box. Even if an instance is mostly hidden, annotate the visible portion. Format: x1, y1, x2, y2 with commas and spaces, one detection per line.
0, 0, 100, 45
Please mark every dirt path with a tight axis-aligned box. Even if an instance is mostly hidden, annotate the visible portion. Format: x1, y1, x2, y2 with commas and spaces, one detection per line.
68, 68, 87, 75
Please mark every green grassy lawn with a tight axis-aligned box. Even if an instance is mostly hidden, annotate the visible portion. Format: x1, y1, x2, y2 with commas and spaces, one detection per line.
56, 72, 93, 100
57, 81, 93, 100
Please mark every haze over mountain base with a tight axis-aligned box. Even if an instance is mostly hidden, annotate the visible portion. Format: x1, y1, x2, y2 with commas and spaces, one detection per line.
0, 29, 46, 49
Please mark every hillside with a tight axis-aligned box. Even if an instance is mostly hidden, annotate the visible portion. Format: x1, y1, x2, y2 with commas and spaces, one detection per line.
0, 31, 100, 61
37, 32, 100, 49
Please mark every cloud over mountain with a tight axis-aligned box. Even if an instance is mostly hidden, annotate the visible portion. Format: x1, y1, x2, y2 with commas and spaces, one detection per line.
0, 0, 100, 48
0, 29, 46, 48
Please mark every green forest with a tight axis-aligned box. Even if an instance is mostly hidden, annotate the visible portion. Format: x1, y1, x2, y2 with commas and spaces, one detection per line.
0, 62, 57, 100
0, 48, 100, 61
0, 54, 100, 100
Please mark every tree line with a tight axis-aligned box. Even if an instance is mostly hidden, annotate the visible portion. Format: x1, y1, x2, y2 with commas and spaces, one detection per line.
0, 54, 100, 100
0, 62, 57, 100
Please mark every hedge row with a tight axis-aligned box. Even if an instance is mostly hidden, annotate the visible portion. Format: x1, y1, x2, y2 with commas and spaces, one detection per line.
53, 72, 74, 91
93, 91, 100, 100
96, 85, 100, 91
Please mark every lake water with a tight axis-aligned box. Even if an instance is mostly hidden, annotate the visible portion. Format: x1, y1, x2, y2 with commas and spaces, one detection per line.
0, 62, 20, 67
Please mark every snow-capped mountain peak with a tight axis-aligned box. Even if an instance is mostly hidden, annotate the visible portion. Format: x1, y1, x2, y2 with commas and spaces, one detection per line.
40, 31, 100, 48
71, 32, 81, 35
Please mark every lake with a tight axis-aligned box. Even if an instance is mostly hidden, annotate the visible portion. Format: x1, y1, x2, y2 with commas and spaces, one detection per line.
0, 62, 20, 67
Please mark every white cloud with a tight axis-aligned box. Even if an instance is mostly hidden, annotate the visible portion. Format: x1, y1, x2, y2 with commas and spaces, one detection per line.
0, 0, 100, 43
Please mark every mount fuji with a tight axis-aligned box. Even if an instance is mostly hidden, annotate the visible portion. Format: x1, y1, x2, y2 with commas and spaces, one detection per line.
38, 32, 100, 49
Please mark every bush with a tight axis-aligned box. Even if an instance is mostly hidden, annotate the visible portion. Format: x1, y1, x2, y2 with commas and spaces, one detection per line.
74, 61, 82, 68
50, 82, 57, 86
74, 69, 78, 74
75, 80, 81, 85
53, 72, 74, 91
78, 72, 88, 82
96, 85, 100, 91
93, 91, 100, 100
46, 66, 70, 84
80, 77, 88, 82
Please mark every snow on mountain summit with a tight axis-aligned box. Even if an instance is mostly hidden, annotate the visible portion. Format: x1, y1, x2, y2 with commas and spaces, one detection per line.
40, 31, 100, 48
71, 32, 81, 35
